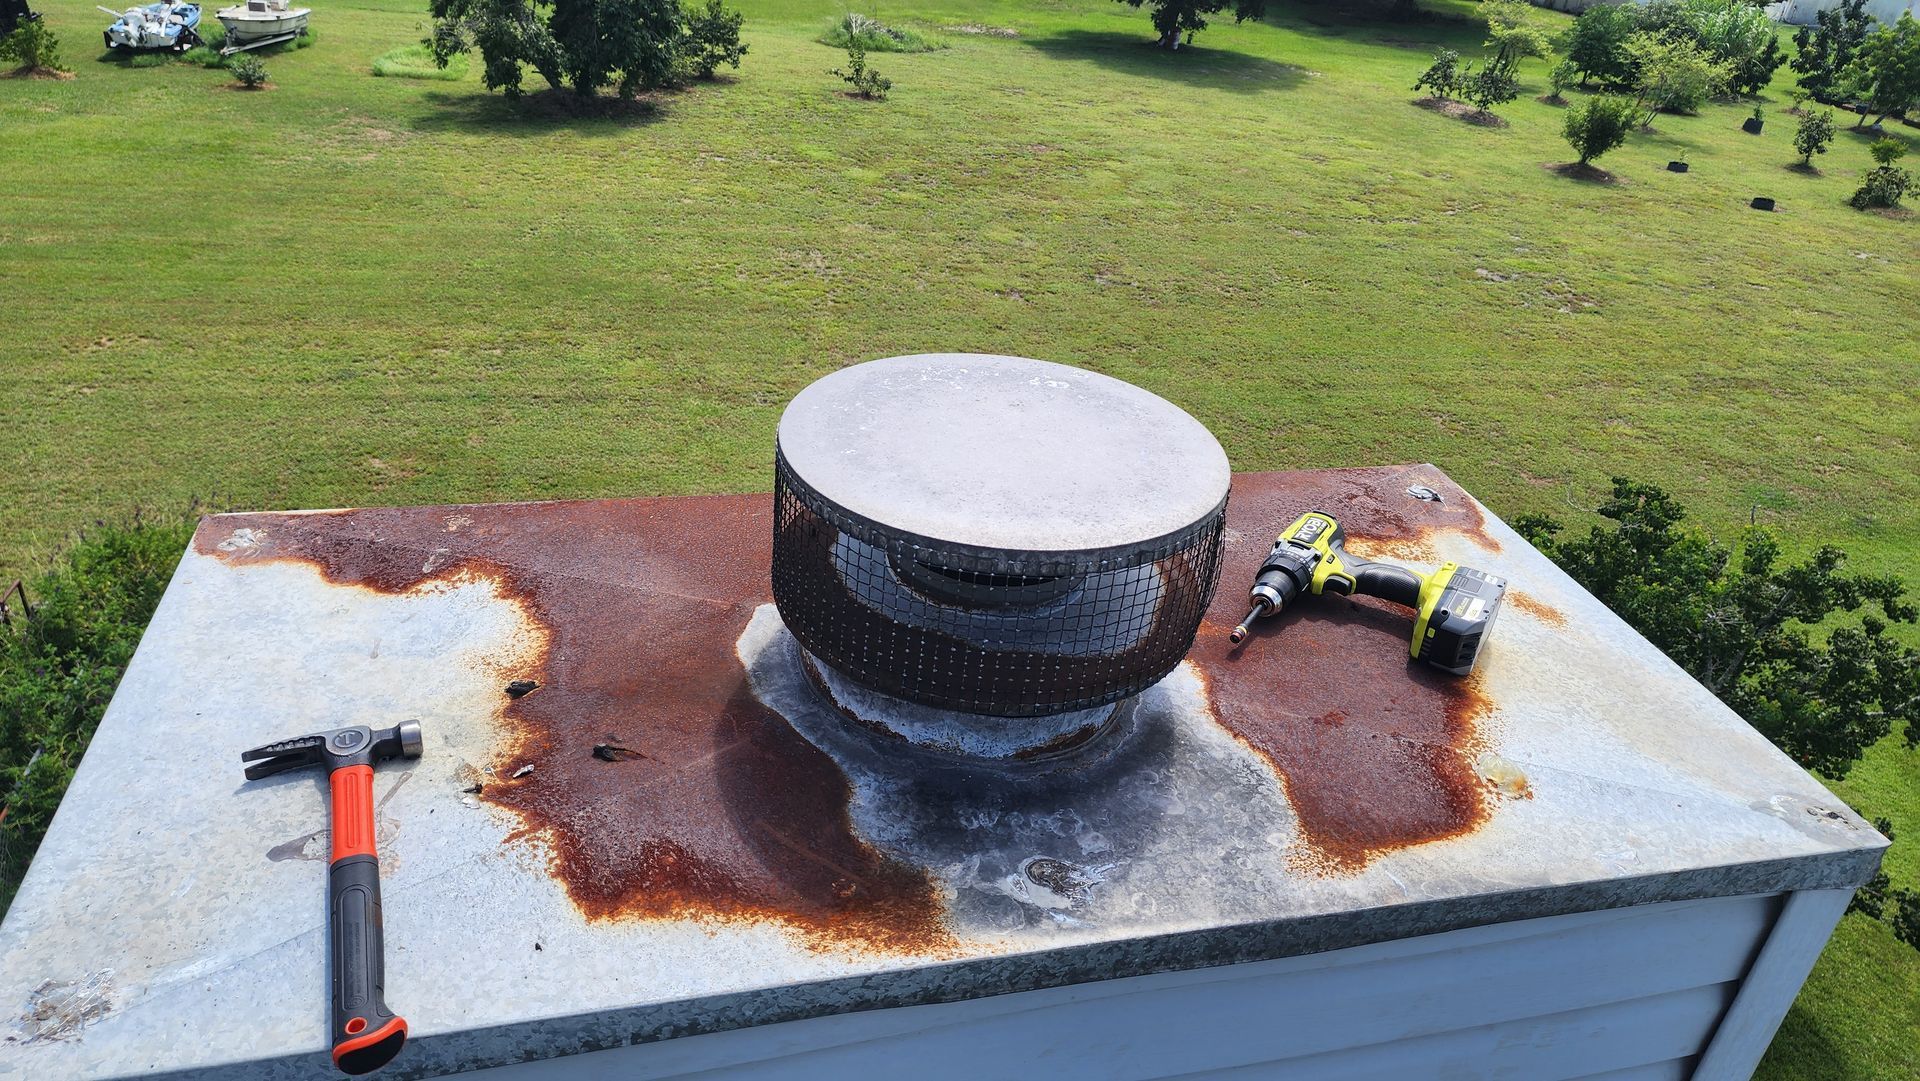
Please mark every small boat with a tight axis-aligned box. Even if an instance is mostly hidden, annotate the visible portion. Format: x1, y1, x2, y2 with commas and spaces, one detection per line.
99, 1, 200, 51
214, 0, 308, 54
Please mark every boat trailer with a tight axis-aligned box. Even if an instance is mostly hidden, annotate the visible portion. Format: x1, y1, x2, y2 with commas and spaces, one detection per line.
219, 29, 296, 55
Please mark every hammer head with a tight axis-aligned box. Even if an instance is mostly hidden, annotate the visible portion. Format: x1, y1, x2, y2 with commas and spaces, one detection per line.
242, 720, 424, 780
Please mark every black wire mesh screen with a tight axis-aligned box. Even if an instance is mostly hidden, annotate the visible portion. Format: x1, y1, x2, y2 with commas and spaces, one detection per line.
771, 450, 1227, 718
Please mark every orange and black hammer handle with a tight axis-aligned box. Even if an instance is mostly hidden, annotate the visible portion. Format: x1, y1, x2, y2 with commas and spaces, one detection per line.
328, 763, 407, 1075
242, 721, 421, 1076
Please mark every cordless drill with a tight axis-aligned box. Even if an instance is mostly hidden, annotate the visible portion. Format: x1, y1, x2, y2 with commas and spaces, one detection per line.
1227, 511, 1506, 675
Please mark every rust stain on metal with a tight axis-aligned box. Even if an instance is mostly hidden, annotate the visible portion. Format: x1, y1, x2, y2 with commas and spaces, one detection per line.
194, 464, 1507, 930
1508, 591, 1566, 628
195, 495, 955, 956
1192, 467, 1500, 871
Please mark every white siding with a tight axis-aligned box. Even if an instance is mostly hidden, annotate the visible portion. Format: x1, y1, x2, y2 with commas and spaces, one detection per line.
461, 893, 1796, 1081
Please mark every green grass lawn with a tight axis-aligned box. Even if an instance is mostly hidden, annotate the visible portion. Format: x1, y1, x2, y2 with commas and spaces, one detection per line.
1, 0, 1915, 1074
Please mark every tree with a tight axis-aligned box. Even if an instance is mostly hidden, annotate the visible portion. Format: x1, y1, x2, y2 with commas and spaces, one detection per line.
1850, 138, 1914, 208
1848, 819, 1920, 952
1561, 95, 1638, 166
1560, 2, 1639, 88
1837, 12, 1920, 128
1793, 0, 1872, 104
1625, 32, 1730, 125
1480, 0, 1553, 69
1794, 108, 1835, 166
1112, 0, 1266, 50
430, 0, 734, 99
1514, 479, 1920, 779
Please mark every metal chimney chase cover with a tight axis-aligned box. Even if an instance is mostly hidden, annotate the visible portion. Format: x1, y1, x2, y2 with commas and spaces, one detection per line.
771, 353, 1231, 720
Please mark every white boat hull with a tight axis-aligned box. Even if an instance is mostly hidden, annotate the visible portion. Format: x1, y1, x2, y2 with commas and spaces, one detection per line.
216, 7, 305, 41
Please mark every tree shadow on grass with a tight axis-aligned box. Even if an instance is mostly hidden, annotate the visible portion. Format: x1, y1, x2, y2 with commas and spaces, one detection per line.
408, 87, 671, 136
1543, 161, 1621, 184
1023, 30, 1308, 95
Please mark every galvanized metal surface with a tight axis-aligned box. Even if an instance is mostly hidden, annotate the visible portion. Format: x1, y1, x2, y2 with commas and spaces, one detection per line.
775, 354, 1231, 554
0, 466, 1887, 1081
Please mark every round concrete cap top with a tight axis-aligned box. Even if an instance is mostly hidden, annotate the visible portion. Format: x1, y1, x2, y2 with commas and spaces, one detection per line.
777, 354, 1230, 554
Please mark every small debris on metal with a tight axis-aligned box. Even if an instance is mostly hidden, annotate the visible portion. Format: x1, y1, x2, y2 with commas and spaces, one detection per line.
511, 764, 534, 779
214, 527, 266, 554
1407, 484, 1443, 503
462, 783, 484, 795
533, 942, 542, 952
461, 796, 480, 809
506, 680, 539, 699
1475, 751, 1531, 799
592, 743, 649, 763
17, 971, 116, 1044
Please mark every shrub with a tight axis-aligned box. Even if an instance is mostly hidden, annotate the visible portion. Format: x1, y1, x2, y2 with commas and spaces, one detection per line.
0, 18, 65, 72
679, 0, 748, 79
1562, 94, 1638, 165
231, 53, 268, 87
1850, 138, 1914, 208
1414, 49, 1464, 100
1794, 109, 1835, 165
0, 515, 195, 913
1547, 57, 1576, 101
1626, 32, 1730, 123
1462, 61, 1520, 114
819, 11, 940, 53
830, 41, 890, 99
373, 42, 469, 80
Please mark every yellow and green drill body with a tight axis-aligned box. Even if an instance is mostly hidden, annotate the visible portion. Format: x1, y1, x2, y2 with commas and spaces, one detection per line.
1228, 511, 1507, 676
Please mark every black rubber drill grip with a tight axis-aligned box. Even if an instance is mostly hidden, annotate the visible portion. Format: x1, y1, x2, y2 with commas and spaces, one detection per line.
1350, 562, 1424, 609
329, 854, 407, 1075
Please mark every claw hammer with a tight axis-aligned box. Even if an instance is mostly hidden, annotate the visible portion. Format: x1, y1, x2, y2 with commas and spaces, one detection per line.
243, 721, 422, 1075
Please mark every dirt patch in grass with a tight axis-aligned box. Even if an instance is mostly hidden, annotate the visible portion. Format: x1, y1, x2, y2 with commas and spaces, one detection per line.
1413, 97, 1507, 128
226, 82, 274, 91
1544, 161, 1622, 184
1537, 94, 1567, 107
1785, 162, 1823, 176
3, 66, 75, 80
945, 23, 1017, 37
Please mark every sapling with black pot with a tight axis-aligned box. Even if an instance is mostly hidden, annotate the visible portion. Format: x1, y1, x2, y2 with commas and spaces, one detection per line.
1743, 105, 1764, 134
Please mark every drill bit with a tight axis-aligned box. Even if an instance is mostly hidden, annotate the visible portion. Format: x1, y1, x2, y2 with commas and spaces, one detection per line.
1228, 600, 1271, 644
